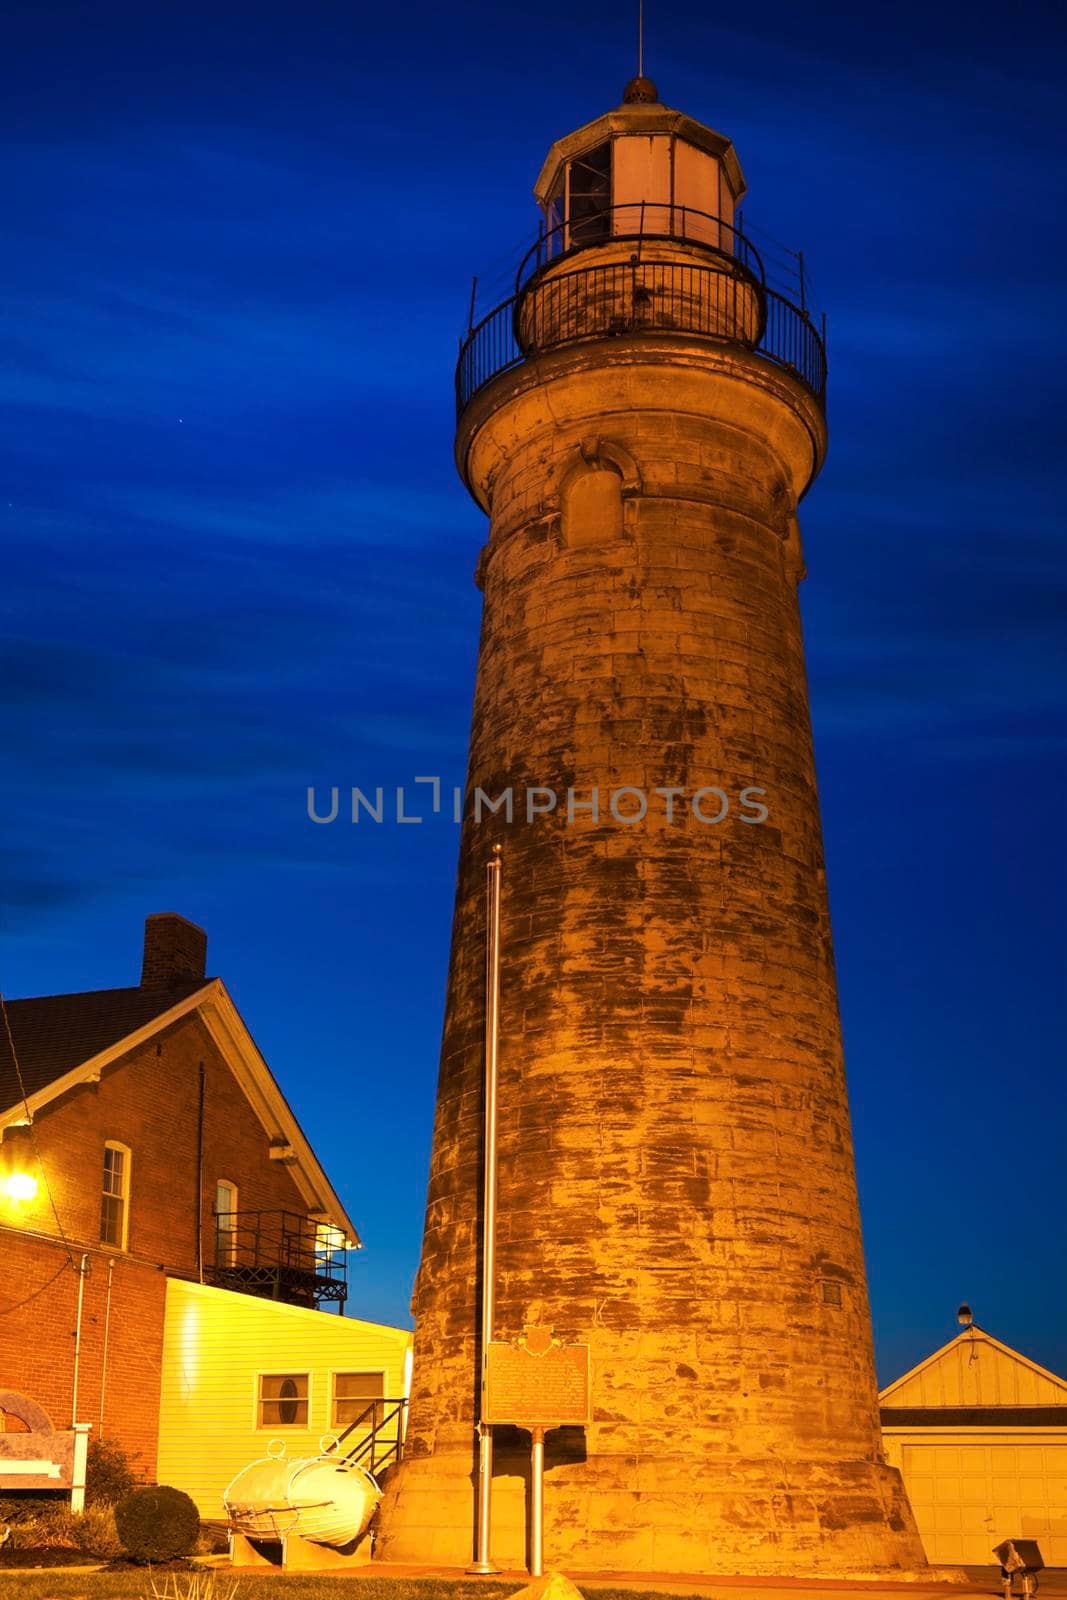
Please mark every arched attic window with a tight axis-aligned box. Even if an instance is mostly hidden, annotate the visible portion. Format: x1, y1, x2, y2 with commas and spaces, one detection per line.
100, 1140, 131, 1250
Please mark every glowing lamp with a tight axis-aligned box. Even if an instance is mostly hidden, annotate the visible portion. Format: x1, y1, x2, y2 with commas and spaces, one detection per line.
4, 1171, 38, 1202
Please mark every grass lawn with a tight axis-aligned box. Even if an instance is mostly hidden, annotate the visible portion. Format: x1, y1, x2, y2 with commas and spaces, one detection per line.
0, 1581, 576, 1600
0, 1579, 682, 1600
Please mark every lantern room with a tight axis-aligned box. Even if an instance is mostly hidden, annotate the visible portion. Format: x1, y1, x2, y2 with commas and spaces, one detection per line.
533, 78, 747, 258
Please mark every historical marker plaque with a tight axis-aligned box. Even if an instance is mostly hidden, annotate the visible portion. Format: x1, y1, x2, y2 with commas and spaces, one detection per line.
483, 1328, 591, 1428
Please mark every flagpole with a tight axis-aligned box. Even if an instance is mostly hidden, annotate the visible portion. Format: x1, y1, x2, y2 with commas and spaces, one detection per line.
468, 845, 502, 1574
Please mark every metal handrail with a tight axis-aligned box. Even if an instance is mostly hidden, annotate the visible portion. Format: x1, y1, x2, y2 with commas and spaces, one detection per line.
326, 1397, 409, 1478
515, 203, 765, 295
456, 260, 826, 416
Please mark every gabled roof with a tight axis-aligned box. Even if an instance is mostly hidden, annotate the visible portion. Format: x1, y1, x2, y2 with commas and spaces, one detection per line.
1, 981, 208, 1106
880, 1327, 1067, 1409
0, 979, 360, 1249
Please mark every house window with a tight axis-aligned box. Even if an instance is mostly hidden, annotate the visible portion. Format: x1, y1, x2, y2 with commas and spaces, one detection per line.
100, 1142, 130, 1249
258, 1374, 309, 1428
215, 1180, 238, 1265
332, 1371, 385, 1428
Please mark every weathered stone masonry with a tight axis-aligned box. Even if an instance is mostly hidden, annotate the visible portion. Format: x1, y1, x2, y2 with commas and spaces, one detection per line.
377, 95, 926, 1577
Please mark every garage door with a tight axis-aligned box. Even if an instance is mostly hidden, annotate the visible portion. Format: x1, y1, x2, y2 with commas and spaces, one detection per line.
902, 1443, 1067, 1565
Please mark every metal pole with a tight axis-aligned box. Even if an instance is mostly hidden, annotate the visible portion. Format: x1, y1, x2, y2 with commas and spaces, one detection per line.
98, 1255, 115, 1434
468, 846, 502, 1575
70, 1253, 89, 1425
530, 1427, 545, 1577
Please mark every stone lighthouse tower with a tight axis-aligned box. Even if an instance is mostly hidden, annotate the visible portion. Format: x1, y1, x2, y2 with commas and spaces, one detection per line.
377, 80, 925, 1575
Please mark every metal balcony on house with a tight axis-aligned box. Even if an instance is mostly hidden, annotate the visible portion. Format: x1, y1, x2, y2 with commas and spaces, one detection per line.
456, 203, 826, 415
207, 1209, 348, 1310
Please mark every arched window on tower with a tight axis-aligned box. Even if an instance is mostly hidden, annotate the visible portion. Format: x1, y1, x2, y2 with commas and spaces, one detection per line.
562, 461, 623, 546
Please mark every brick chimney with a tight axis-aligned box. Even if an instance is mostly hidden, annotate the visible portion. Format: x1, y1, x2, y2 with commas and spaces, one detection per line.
140, 913, 208, 989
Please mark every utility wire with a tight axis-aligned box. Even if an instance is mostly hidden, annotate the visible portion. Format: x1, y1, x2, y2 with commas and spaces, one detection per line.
0, 1254, 70, 1316
0, 990, 83, 1275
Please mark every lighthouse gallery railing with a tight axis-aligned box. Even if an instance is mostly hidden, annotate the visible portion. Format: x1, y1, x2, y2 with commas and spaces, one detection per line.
458, 272, 825, 414
456, 208, 826, 415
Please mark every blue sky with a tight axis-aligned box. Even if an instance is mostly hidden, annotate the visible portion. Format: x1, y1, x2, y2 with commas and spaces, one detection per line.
2, 0, 1065, 1383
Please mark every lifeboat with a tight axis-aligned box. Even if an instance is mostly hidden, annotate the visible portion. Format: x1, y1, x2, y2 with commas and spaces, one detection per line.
224, 1445, 381, 1547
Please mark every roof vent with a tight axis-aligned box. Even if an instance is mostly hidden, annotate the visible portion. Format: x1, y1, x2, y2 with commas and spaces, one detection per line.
622, 75, 659, 105
140, 913, 207, 989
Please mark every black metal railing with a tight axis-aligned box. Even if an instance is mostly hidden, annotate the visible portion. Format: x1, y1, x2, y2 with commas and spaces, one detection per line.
325, 1397, 408, 1478
515, 203, 766, 294
457, 260, 825, 415
520, 257, 762, 347
457, 201, 825, 417
207, 1209, 348, 1309
762, 286, 827, 399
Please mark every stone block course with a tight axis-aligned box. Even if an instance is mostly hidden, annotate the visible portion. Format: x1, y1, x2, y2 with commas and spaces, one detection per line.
380, 304, 920, 1570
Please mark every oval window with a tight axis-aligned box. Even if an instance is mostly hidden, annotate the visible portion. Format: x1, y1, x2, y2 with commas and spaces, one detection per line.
278, 1376, 299, 1425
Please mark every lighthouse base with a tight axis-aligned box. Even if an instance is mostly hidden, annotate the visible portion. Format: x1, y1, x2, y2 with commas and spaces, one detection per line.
375, 1434, 928, 1575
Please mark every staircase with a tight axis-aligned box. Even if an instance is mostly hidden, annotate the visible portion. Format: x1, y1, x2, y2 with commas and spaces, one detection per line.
326, 1398, 409, 1479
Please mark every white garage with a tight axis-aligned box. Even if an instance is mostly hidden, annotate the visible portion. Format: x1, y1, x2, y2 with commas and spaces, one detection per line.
880, 1326, 1067, 1566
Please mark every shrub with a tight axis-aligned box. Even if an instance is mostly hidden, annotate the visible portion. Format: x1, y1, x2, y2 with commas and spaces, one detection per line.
71, 1503, 123, 1559
0, 1500, 122, 1560
114, 1485, 200, 1563
0, 1492, 66, 1526
3, 1502, 78, 1550
86, 1436, 138, 1507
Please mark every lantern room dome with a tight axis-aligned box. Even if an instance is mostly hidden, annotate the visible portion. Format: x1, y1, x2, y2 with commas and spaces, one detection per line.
622, 75, 659, 104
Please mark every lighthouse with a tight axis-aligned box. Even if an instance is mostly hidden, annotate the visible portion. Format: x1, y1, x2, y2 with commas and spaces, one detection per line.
376, 80, 926, 1575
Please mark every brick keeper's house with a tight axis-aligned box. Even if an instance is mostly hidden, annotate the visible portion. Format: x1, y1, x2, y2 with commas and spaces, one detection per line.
0, 914, 411, 1515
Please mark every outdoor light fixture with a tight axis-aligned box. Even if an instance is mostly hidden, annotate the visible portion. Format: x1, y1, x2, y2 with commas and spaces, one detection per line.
957, 1303, 974, 1328
3, 1171, 38, 1202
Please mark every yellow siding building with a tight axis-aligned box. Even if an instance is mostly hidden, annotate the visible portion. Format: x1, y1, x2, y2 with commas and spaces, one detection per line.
880, 1327, 1067, 1565
157, 1278, 412, 1517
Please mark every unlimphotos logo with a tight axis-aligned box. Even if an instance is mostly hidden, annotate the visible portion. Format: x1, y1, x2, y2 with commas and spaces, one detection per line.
307, 779, 768, 827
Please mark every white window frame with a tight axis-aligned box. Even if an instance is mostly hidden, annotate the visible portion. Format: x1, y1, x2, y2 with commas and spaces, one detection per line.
214, 1179, 238, 1265
100, 1140, 131, 1251
331, 1369, 387, 1430
255, 1371, 311, 1431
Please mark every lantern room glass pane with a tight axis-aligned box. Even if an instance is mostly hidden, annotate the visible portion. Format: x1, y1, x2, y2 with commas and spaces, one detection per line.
568, 140, 611, 245
546, 175, 564, 252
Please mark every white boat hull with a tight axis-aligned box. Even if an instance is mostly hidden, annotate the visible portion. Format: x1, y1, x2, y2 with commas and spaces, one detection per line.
225, 1453, 381, 1548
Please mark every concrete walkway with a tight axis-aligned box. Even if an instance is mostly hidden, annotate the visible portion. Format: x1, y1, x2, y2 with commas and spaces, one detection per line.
4, 1557, 1063, 1599
234, 1563, 1067, 1599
